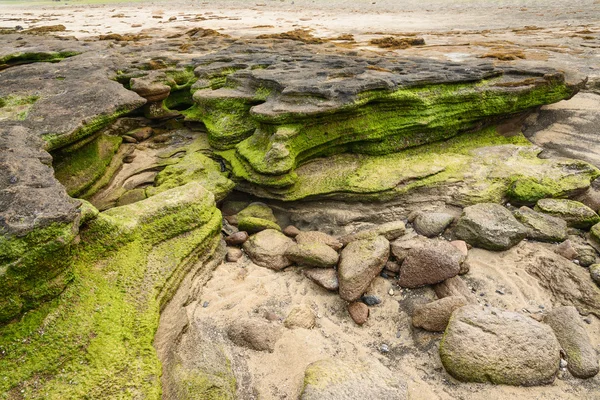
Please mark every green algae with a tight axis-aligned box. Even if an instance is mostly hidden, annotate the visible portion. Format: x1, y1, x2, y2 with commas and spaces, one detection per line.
0, 182, 223, 399
52, 133, 123, 198
197, 76, 574, 187
0, 95, 39, 121
229, 127, 599, 203
147, 151, 234, 202
0, 221, 78, 324
0, 51, 80, 70
237, 216, 281, 233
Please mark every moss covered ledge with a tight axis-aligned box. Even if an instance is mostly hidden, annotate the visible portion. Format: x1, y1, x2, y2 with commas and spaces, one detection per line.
230, 127, 599, 204
0, 182, 224, 399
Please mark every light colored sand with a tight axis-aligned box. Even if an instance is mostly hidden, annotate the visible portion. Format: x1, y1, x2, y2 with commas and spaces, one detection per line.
185, 240, 600, 399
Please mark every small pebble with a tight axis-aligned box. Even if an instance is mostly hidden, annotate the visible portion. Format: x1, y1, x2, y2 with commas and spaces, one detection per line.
388, 288, 394, 296
584, 317, 592, 324
495, 289, 504, 295
539, 305, 545, 309
380, 271, 389, 279
479, 292, 485, 297
379, 344, 389, 353
396, 331, 401, 338
202, 301, 209, 308
361, 295, 381, 306
560, 359, 568, 369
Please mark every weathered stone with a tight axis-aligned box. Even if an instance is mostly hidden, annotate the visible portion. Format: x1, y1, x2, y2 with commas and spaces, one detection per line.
590, 264, 600, 286
300, 359, 407, 400
514, 206, 568, 242
339, 221, 405, 245
284, 304, 316, 329
227, 318, 282, 352
455, 203, 527, 251
590, 222, 600, 250
130, 71, 171, 102
412, 296, 468, 332
398, 240, 462, 288
413, 212, 454, 237
390, 235, 428, 263
535, 198, 600, 230
555, 239, 579, 260
384, 260, 401, 273
348, 302, 369, 325
544, 306, 599, 379
282, 225, 301, 237
450, 240, 468, 257
520, 243, 600, 318
303, 268, 339, 291
225, 231, 249, 246
433, 276, 478, 304
440, 305, 561, 386
285, 242, 339, 268
226, 247, 243, 262
338, 236, 390, 302
296, 231, 343, 251
576, 178, 600, 213
243, 229, 294, 271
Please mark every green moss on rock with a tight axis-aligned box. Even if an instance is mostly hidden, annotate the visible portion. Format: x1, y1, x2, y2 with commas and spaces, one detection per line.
52, 133, 122, 197
147, 151, 234, 201
238, 216, 281, 233
0, 221, 78, 324
198, 76, 575, 187
534, 198, 600, 229
0, 182, 223, 398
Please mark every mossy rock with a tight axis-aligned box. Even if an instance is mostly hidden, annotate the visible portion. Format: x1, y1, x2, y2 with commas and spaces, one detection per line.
513, 206, 568, 242
147, 151, 235, 202
0, 221, 77, 324
52, 133, 123, 197
237, 216, 281, 234
534, 198, 600, 229
237, 202, 277, 222
0, 182, 223, 398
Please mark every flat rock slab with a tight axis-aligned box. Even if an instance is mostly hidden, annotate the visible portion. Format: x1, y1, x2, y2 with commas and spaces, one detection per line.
300, 358, 407, 400
455, 203, 527, 250
440, 305, 560, 386
338, 235, 390, 302
524, 92, 600, 168
544, 306, 599, 379
303, 268, 339, 291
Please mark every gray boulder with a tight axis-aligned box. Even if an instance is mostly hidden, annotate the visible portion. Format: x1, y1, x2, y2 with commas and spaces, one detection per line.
285, 242, 339, 268
514, 206, 568, 242
398, 240, 463, 288
440, 305, 560, 386
300, 359, 407, 400
455, 203, 527, 250
338, 236, 390, 302
544, 306, 599, 379
413, 212, 454, 237
535, 198, 600, 230
243, 229, 294, 270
